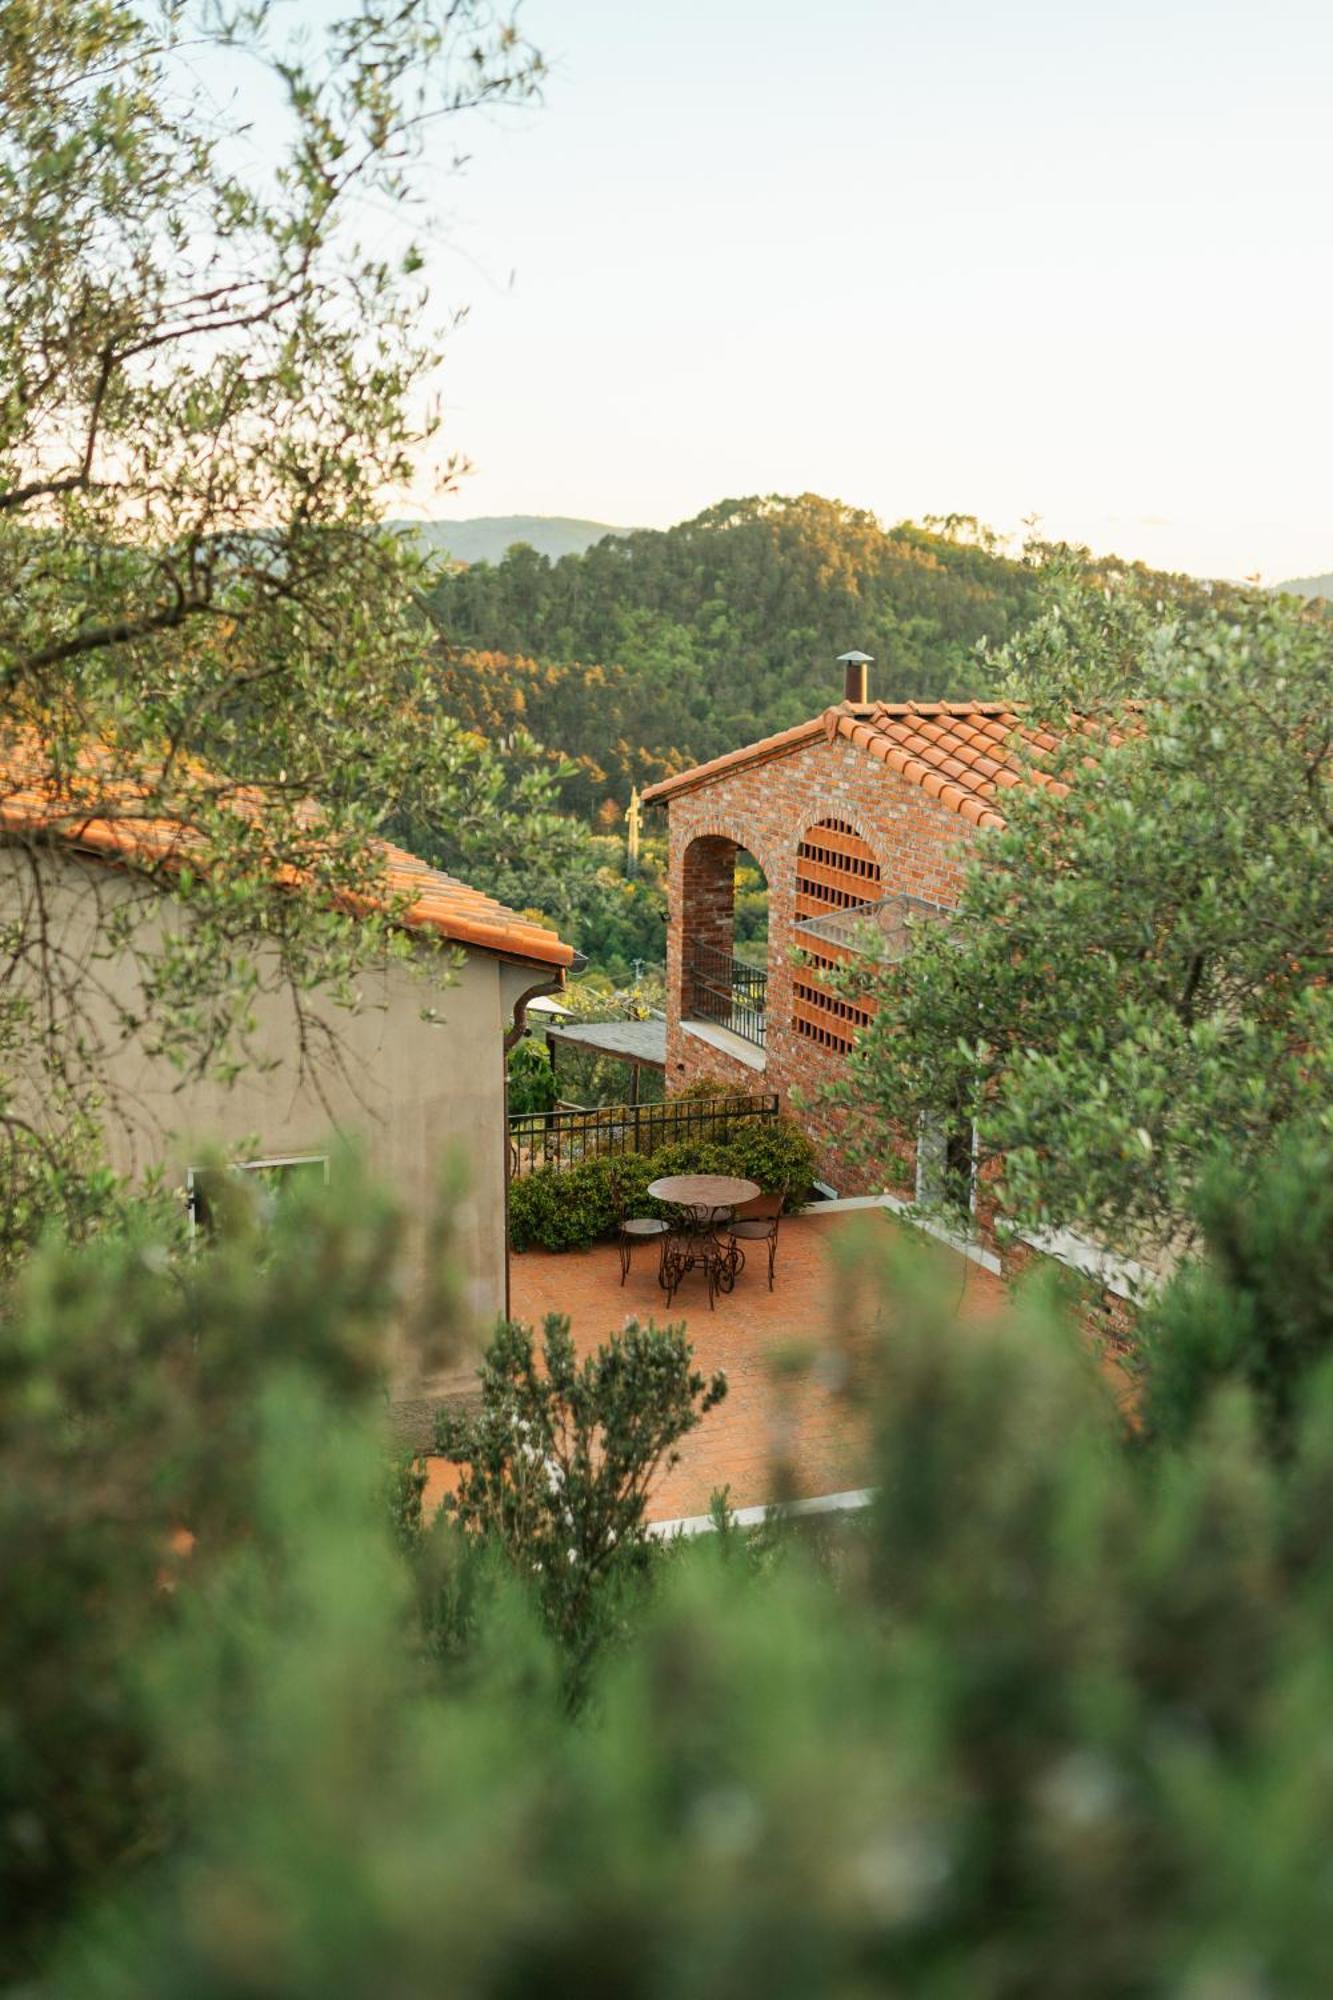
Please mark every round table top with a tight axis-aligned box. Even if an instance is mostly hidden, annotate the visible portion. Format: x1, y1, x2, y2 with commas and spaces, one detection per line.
647, 1173, 760, 1209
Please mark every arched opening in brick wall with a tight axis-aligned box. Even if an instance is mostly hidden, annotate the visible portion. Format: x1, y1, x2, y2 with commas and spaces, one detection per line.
679, 835, 769, 1051
792, 818, 880, 1055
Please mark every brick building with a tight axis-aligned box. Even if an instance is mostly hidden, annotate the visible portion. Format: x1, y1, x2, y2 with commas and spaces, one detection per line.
647, 660, 1032, 1185
643, 656, 1146, 1335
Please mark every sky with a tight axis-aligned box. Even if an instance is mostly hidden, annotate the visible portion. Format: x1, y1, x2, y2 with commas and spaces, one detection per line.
382, 0, 1333, 582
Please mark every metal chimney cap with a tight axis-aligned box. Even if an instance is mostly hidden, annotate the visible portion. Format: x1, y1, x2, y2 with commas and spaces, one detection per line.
837, 649, 875, 665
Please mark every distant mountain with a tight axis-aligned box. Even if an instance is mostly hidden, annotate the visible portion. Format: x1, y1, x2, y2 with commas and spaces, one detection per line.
389, 514, 630, 566
1273, 572, 1333, 600
425, 495, 1040, 808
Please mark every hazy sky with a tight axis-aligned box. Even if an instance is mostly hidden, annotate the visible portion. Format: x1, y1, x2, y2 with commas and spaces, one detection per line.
391, 0, 1332, 581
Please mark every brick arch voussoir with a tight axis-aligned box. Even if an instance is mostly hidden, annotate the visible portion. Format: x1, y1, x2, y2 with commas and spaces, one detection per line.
796, 808, 885, 882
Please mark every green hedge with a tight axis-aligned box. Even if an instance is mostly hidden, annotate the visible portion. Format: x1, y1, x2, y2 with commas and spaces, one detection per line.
507, 1117, 817, 1253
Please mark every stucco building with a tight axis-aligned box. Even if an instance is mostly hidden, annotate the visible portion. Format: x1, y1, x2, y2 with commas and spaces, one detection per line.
0, 770, 573, 1434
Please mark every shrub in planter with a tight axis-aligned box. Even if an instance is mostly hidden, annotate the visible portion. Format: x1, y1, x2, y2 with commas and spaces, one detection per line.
509, 1153, 656, 1252
504, 1171, 553, 1253
642, 1120, 815, 1207
602, 1152, 657, 1217
722, 1119, 817, 1205
507, 1162, 615, 1253
638, 1138, 729, 1183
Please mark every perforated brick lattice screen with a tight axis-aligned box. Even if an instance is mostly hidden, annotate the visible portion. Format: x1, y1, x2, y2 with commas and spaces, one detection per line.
793, 820, 880, 1053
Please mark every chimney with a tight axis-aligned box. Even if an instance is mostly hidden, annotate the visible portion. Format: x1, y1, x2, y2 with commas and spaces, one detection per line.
837, 649, 873, 705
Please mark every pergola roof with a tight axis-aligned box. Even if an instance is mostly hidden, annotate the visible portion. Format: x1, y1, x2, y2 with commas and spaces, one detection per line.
543, 1017, 667, 1069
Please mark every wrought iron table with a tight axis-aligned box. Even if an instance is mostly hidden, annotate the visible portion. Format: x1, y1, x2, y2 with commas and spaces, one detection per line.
647, 1174, 760, 1306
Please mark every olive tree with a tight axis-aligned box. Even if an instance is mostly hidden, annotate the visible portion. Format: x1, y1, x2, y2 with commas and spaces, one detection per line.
0, 0, 542, 1254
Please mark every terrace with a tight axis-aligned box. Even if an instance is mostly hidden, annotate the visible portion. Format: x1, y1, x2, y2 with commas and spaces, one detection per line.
426, 1206, 1006, 1527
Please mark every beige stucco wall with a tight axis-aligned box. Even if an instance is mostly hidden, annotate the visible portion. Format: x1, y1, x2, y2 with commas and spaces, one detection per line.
0, 845, 542, 1431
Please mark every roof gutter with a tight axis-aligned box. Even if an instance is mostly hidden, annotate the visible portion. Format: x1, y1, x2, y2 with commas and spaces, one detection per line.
506, 972, 564, 1053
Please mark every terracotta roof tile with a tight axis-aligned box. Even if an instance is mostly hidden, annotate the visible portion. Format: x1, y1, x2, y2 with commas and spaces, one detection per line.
376, 838, 572, 968
641, 699, 1067, 832
0, 739, 573, 971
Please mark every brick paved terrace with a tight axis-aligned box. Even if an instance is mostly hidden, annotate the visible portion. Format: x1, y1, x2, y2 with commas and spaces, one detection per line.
424, 1208, 1007, 1525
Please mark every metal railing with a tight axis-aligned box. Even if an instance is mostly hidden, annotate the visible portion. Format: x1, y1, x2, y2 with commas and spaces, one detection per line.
686, 943, 768, 1049
508, 1091, 778, 1179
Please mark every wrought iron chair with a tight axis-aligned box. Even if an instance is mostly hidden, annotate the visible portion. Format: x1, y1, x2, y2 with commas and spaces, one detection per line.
613, 1183, 671, 1287
660, 1203, 736, 1310
725, 1185, 788, 1291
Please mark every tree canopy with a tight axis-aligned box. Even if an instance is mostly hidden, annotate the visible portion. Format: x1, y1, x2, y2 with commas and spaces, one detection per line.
426, 496, 1040, 801
425, 499, 1238, 824
836, 566, 1333, 1258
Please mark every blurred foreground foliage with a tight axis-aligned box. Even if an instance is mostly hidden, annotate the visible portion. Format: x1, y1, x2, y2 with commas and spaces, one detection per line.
5, 1139, 1333, 1994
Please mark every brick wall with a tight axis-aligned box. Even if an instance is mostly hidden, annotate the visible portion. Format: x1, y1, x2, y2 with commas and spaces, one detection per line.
660, 731, 975, 1196
657, 728, 1146, 1352
999, 1237, 1141, 1364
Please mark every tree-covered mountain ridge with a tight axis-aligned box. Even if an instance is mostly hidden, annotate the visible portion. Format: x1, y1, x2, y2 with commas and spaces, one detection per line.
392, 514, 632, 564
425, 493, 1230, 813
1274, 571, 1333, 601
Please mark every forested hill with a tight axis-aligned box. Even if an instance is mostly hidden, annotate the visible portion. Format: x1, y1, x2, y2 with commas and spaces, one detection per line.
425, 495, 1038, 807
424, 493, 1228, 817
412, 493, 1227, 974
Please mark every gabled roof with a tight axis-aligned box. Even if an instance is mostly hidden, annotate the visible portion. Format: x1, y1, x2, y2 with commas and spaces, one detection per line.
0, 743, 573, 971
641, 701, 1069, 831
